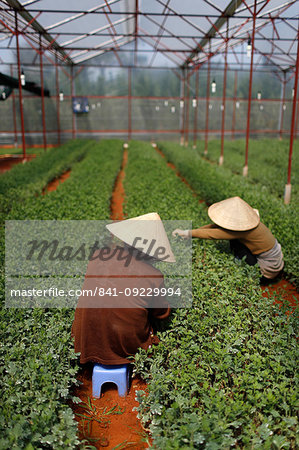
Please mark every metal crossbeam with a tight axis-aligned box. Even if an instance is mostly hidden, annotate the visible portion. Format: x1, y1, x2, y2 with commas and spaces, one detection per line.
4, 0, 73, 64
182, 0, 243, 67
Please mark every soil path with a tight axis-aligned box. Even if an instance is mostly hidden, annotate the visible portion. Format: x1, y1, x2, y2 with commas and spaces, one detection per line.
72, 145, 150, 449
261, 279, 298, 314
42, 169, 71, 194
72, 365, 149, 449
0, 154, 36, 173
155, 144, 299, 310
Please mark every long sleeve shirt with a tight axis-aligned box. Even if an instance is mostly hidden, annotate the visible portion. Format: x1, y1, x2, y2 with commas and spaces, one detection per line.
191, 222, 276, 255
71, 247, 170, 365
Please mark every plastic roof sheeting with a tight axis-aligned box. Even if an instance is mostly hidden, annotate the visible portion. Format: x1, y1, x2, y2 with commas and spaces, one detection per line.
0, 0, 297, 72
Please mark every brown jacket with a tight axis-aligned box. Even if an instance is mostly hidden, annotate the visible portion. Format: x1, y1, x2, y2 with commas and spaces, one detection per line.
71, 247, 170, 365
191, 222, 276, 255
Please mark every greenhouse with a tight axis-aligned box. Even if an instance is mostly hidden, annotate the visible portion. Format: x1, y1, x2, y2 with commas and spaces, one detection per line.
0, 0, 298, 449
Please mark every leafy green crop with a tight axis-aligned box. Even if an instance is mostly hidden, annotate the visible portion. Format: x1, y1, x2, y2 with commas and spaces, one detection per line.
124, 141, 298, 449
1, 139, 297, 449
0, 140, 124, 449
158, 141, 299, 287
0, 139, 91, 221
198, 138, 298, 203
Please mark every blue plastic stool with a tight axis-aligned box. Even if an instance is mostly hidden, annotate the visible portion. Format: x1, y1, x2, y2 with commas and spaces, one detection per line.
92, 364, 130, 398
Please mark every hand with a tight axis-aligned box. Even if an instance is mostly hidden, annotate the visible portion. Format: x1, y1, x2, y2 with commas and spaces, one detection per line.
172, 229, 190, 239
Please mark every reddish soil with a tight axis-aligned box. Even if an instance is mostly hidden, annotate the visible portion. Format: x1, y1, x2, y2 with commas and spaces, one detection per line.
73, 145, 150, 449
110, 148, 128, 220
261, 278, 298, 315
42, 169, 71, 194
155, 146, 205, 203
0, 144, 58, 149
0, 154, 36, 173
72, 365, 150, 449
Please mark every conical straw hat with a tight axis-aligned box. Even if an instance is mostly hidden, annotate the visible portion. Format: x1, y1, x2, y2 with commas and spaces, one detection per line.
208, 197, 260, 231
106, 212, 176, 262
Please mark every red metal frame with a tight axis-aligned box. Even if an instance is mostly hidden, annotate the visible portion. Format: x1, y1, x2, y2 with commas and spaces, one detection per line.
134, 0, 139, 67
244, 0, 257, 177
184, 72, 190, 146
55, 53, 61, 146
180, 71, 185, 145
14, 10, 26, 159
10, 65, 18, 147
193, 68, 199, 148
220, 19, 229, 165
0, 0, 297, 192
204, 41, 211, 155
39, 34, 47, 151
279, 72, 286, 140
286, 32, 299, 192
232, 71, 238, 139
128, 67, 132, 141
71, 65, 76, 139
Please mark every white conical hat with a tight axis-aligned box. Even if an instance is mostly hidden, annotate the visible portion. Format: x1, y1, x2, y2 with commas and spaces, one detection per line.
208, 197, 260, 231
106, 212, 176, 262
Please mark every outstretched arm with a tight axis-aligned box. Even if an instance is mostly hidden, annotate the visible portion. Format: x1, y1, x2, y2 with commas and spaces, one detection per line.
173, 224, 240, 240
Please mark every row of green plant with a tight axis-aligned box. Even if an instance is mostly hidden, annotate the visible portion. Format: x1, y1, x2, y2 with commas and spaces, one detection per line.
0, 147, 43, 155
197, 138, 298, 202
0, 140, 124, 449
0, 140, 92, 221
158, 140, 299, 287
124, 141, 298, 449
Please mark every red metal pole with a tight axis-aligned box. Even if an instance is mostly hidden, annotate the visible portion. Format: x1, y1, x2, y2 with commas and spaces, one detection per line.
185, 71, 190, 146
15, 11, 26, 159
55, 53, 61, 146
10, 65, 18, 148
279, 73, 286, 140
243, 0, 257, 176
39, 34, 47, 151
128, 67, 132, 141
71, 65, 76, 139
180, 71, 185, 145
284, 31, 299, 204
204, 40, 211, 155
220, 20, 229, 166
232, 70, 238, 140
193, 68, 199, 148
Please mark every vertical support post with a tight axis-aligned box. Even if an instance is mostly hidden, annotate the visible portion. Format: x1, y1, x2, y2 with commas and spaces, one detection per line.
128, 67, 132, 141
179, 70, 185, 145
278, 72, 286, 140
10, 65, 18, 148
55, 54, 61, 146
219, 19, 229, 166
284, 32, 299, 204
232, 70, 238, 140
243, 0, 257, 176
204, 40, 211, 155
185, 71, 190, 147
193, 68, 199, 148
15, 11, 26, 159
39, 34, 47, 151
71, 65, 76, 139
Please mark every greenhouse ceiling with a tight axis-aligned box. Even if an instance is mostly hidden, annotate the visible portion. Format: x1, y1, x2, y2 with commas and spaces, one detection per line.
0, 0, 298, 73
